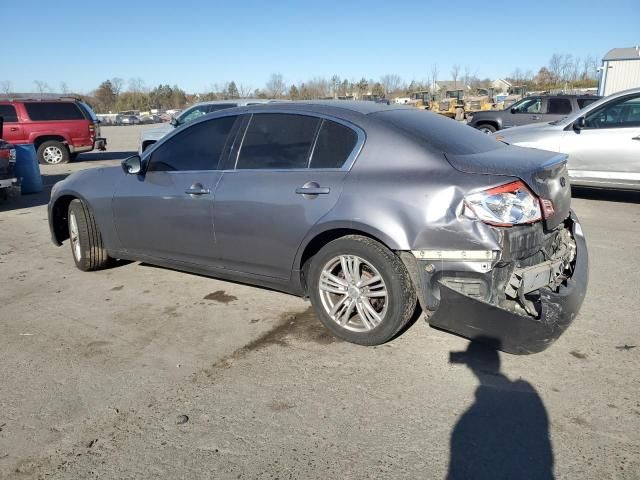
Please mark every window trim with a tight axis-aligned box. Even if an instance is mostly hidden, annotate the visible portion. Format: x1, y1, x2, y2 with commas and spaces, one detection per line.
227, 111, 365, 173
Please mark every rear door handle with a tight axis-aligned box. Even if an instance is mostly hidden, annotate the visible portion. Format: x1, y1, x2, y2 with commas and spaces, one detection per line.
9, 127, 18, 131
185, 183, 210, 195
296, 181, 330, 195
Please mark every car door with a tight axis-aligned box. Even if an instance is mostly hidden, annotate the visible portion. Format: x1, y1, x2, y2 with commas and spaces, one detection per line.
213, 112, 362, 279
112, 115, 239, 265
504, 97, 543, 128
544, 97, 573, 124
559, 92, 640, 188
0, 104, 25, 143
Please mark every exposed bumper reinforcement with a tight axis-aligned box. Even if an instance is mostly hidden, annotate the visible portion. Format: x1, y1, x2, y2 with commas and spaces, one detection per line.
425, 213, 588, 354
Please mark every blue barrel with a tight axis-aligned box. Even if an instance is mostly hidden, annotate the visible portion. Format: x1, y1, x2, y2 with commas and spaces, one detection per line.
14, 144, 43, 194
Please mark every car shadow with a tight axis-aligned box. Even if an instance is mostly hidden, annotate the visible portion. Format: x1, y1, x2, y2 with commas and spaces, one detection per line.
446, 338, 554, 479
75, 151, 136, 162
571, 186, 640, 204
0, 173, 70, 213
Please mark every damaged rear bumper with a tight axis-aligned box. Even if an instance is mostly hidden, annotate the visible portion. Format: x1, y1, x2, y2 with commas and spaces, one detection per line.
405, 211, 588, 354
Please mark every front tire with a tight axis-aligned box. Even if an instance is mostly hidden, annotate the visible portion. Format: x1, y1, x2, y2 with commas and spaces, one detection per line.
68, 199, 112, 271
37, 140, 70, 165
308, 235, 417, 345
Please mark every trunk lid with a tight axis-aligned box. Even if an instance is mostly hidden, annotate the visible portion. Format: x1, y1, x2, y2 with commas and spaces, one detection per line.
445, 145, 571, 230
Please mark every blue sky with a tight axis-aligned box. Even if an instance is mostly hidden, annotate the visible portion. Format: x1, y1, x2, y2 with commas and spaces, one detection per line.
3, 0, 639, 94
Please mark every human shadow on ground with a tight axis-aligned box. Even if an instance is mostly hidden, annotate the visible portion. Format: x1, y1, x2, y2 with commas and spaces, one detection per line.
447, 338, 554, 480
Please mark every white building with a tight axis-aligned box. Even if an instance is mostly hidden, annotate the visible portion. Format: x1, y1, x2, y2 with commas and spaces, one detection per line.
598, 46, 640, 96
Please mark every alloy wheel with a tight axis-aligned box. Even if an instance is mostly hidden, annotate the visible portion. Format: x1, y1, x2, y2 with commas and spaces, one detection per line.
69, 211, 81, 261
318, 254, 388, 332
43, 145, 64, 164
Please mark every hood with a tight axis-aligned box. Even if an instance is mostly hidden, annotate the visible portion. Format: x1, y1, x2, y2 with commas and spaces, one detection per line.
445, 145, 571, 230
492, 121, 562, 144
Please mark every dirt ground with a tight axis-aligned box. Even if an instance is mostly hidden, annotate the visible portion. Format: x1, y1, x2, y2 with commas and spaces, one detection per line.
0, 125, 639, 479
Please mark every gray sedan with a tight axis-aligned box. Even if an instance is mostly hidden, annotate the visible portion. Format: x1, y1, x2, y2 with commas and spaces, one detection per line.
495, 88, 640, 190
48, 102, 588, 353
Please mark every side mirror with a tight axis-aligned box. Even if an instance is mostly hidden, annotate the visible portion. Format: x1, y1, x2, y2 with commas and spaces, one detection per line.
510, 107, 517, 114
170, 117, 179, 127
122, 155, 143, 175
574, 116, 586, 130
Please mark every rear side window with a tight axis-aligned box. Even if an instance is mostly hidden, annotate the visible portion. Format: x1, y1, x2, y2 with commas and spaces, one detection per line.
547, 98, 572, 115
0, 105, 18, 122
310, 120, 358, 169
148, 116, 237, 172
577, 98, 598, 109
236, 114, 320, 169
24, 102, 84, 121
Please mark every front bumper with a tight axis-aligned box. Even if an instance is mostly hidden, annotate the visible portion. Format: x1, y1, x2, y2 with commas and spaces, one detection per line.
408, 212, 588, 354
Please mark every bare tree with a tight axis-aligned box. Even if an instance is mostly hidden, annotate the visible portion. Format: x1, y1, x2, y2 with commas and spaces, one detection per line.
237, 83, 253, 98
548, 54, 563, 83
128, 77, 146, 93
60, 81, 70, 94
0, 80, 11, 95
34, 80, 50, 97
265, 73, 286, 98
462, 65, 472, 88
560, 54, 574, 82
380, 74, 403, 95
111, 77, 124, 96
431, 64, 439, 91
450, 64, 461, 90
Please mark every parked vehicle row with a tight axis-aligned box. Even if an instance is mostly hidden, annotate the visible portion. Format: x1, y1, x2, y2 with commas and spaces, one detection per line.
0, 98, 106, 164
0, 118, 17, 196
49, 101, 588, 354
496, 88, 640, 190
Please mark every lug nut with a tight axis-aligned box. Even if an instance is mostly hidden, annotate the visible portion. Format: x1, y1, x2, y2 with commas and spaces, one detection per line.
425, 263, 436, 273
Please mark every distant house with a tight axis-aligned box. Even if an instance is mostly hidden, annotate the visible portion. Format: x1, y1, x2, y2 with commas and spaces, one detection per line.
492, 79, 512, 93
598, 46, 640, 96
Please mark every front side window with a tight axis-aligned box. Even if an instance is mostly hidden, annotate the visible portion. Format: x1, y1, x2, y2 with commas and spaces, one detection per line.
310, 120, 358, 169
584, 94, 640, 129
24, 102, 84, 121
511, 98, 541, 114
148, 116, 237, 172
0, 104, 18, 122
236, 114, 320, 169
577, 98, 598, 109
546, 98, 572, 115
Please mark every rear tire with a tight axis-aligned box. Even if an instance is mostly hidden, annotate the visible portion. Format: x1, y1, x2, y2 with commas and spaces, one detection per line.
476, 124, 497, 134
37, 140, 70, 165
308, 235, 417, 345
68, 199, 112, 271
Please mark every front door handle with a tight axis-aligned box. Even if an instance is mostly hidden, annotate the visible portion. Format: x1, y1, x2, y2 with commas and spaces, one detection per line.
9, 127, 18, 132
530, 115, 541, 120
185, 183, 210, 195
632, 136, 640, 141
296, 182, 330, 196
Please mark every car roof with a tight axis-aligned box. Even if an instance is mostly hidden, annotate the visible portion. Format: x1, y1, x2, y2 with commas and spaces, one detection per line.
240, 100, 413, 116
191, 98, 279, 107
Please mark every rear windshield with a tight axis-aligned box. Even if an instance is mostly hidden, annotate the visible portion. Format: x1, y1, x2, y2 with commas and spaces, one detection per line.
577, 98, 598, 109
375, 109, 503, 155
78, 101, 98, 122
24, 102, 85, 121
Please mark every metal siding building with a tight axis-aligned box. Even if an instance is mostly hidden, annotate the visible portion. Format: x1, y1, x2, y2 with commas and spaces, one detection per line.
598, 47, 640, 96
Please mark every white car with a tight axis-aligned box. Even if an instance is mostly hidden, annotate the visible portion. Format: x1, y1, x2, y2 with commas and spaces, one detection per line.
495, 88, 640, 190
138, 99, 278, 153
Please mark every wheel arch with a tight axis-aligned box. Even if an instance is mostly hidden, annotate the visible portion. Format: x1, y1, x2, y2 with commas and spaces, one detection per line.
474, 120, 500, 131
33, 135, 68, 150
295, 223, 404, 294
50, 191, 94, 245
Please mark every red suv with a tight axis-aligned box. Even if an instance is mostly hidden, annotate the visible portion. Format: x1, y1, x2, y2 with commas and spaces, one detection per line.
0, 98, 106, 164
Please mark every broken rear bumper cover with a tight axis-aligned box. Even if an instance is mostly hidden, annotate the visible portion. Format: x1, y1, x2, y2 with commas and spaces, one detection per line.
402, 211, 588, 354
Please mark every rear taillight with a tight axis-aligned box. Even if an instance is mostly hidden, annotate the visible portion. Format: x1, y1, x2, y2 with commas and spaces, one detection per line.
465, 180, 542, 226
89, 123, 96, 137
0, 148, 15, 162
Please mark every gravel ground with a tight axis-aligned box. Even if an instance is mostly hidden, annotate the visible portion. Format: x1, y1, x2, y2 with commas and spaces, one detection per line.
0, 126, 639, 479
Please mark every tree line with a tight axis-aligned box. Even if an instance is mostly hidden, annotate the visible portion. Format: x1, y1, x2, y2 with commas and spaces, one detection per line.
0, 53, 600, 113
